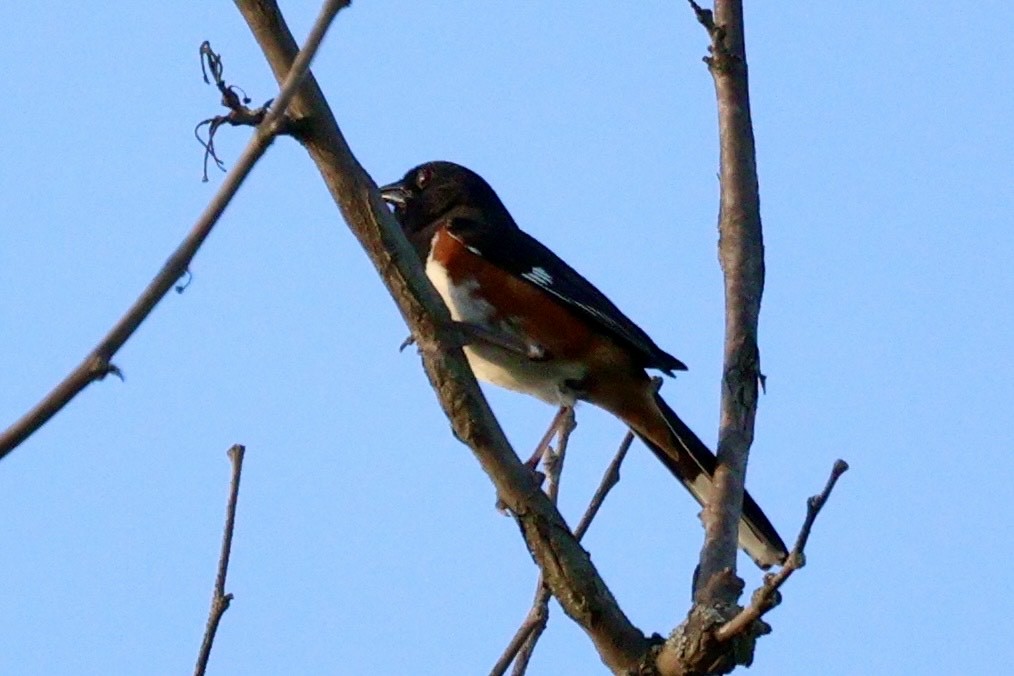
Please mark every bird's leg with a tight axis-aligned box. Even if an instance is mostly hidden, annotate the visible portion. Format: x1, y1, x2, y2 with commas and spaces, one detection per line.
525, 405, 573, 470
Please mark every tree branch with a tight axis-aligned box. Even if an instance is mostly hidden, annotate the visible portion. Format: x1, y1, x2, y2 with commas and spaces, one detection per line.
494, 425, 635, 675
230, 1, 649, 670
0, 0, 347, 461
689, 0, 767, 604
490, 409, 574, 676
194, 444, 247, 676
573, 431, 635, 542
651, 4, 782, 674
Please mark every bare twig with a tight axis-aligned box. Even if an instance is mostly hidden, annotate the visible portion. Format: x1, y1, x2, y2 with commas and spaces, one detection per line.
715, 460, 849, 642
543, 410, 575, 503
493, 426, 634, 676
489, 588, 549, 676
231, 1, 650, 670
687, 0, 715, 30
658, 460, 849, 675
194, 444, 247, 676
652, 4, 784, 674
509, 584, 551, 676
0, 0, 348, 462
526, 405, 572, 469
573, 431, 635, 541
490, 410, 575, 676
509, 410, 575, 674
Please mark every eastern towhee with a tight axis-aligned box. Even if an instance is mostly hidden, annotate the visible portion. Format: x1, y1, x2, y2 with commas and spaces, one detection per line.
380, 161, 787, 569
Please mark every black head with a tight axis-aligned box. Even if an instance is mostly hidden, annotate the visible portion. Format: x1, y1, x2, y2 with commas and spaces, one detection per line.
379, 161, 514, 248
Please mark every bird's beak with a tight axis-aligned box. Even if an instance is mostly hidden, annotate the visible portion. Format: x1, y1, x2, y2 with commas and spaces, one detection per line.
379, 180, 410, 208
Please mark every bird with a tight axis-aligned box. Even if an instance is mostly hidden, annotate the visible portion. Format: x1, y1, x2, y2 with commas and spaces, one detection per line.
379, 160, 787, 569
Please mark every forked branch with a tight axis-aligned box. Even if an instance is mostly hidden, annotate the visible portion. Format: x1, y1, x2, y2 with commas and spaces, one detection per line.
715, 460, 849, 642
492, 426, 637, 675
490, 409, 575, 676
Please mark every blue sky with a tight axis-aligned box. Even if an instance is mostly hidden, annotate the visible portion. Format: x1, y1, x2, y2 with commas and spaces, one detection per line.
1, 2, 1011, 674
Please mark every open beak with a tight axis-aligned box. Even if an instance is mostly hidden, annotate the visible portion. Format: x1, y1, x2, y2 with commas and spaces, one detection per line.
379, 180, 410, 209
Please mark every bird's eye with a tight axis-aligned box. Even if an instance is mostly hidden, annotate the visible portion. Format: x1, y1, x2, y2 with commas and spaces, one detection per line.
415, 166, 432, 189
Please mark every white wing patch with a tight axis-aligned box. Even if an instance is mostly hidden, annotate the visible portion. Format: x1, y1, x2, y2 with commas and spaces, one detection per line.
521, 266, 553, 287
445, 229, 482, 256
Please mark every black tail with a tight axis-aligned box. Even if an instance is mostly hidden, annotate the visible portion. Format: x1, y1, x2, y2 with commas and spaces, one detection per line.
635, 392, 788, 569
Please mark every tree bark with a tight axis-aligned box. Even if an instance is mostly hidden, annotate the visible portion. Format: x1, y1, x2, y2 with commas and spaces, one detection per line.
692, 0, 766, 607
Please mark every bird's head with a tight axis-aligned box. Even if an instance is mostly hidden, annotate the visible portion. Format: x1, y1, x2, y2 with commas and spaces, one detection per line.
379, 161, 512, 245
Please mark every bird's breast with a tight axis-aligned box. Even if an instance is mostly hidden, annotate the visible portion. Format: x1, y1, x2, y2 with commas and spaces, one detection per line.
424, 227, 595, 405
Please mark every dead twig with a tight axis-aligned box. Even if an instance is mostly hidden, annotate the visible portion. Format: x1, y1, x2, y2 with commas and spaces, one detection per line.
687, 0, 735, 70
194, 444, 247, 676
490, 590, 549, 676
194, 41, 273, 181
573, 430, 635, 541
508, 584, 552, 676
0, 0, 348, 462
192, 39, 307, 181
492, 424, 636, 676
714, 460, 849, 642
526, 405, 572, 469
490, 409, 575, 676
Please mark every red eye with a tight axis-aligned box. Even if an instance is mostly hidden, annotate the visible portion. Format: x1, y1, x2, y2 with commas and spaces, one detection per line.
416, 166, 432, 189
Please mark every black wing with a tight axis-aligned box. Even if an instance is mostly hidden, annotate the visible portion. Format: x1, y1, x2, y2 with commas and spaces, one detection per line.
449, 217, 687, 375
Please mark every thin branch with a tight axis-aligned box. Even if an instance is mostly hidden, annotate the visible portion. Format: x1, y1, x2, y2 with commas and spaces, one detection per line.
573, 431, 635, 541
658, 460, 850, 675
543, 410, 575, 503
509, 410, 575, 675
714, 460, 849, 642
509, 585, 552, 676
194, 444, 247, 676
687, 0, 715, 31
489, 589, 549, 676
231, 1, 650, 670
0, 0, 348, 462
490, 409, 574, 676
526, 405, 572, 468
493, 427, 634, 676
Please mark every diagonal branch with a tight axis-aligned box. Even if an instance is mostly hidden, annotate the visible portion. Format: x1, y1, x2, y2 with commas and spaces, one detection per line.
230, 1, 649, 671
493, 427, 635, 676
490, 409, 575, 676
715, 460, 849, 642
573, 431, 635, 542
0, 0, 348, 461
